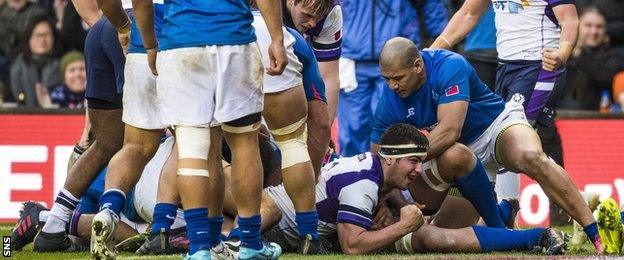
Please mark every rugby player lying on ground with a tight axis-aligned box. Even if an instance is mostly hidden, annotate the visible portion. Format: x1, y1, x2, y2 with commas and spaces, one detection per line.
149, 124, 567, 255
13, 125, 567, 256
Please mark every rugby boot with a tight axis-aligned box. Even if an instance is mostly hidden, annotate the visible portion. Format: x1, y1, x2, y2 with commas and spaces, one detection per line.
534, 228, 567, 255
90, 209, 117, 260
597, 198, 623, 255
210, 241, 238, 260
33, 231, 87, 252
136, 227, 186, 255
184, 249, 212, 260
297, 234, 328, 254
501, 198, 520, 229
12, 201, 47, 250
239, 241, 282, 260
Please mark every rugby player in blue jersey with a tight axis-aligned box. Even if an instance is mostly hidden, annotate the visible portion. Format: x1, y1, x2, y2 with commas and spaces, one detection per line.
372, 37, 605, 254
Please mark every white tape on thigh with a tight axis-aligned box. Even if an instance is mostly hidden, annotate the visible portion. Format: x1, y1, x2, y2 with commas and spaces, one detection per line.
221, 123, 261, 134
421, 159, 451, 192
271, 118, 310, 169
395, 233, 415, 254
175, 125, 210, 177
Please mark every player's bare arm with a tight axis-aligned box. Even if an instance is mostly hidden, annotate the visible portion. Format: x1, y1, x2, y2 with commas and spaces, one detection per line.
430, 0, 489, 49
71, 0, 101, 27
131, 0, 158, 75
319, 60, 340, 120
542, 4, 579, 71
337, 204, 424, 255
426, 101, 468, 160
255, 0, 287, 75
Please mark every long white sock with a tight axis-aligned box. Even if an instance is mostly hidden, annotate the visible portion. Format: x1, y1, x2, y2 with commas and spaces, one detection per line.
41, 188, 79, 233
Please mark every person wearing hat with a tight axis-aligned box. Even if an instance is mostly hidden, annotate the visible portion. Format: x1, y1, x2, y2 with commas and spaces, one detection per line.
36, 50, 85, 108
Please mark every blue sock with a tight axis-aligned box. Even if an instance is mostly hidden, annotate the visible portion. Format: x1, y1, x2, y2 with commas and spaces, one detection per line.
151, 203, 177, 234
621, 211, 624, 225
227, 227, 240, 240
184, 208, 210, 254
207, 216, 224, 247
295, 211, 319, 240
584, 222, 599, 243
98, 189, 125, 218
238, 215, 262, 250
456, 160, 505, 228
498, 200, 513, 224
472, 225, 544, 252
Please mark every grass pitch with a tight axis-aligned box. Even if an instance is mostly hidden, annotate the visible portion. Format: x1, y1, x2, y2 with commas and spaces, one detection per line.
0, 224, 612, 259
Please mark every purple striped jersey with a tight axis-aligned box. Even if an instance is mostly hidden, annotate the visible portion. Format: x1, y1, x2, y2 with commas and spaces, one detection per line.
315, 152, 384, 231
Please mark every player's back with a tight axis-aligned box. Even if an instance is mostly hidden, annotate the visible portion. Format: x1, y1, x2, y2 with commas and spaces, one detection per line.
159, 0, 256, 50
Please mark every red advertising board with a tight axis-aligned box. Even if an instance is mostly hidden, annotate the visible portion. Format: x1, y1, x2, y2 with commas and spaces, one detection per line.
518, 119, 624, 226
0, 115, 84, 222
0, 115, 622, 225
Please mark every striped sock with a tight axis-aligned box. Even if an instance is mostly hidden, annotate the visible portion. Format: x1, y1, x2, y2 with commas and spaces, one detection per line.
42, 188, 79, 233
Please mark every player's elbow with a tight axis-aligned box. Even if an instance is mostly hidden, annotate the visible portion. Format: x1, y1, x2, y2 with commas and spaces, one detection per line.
342, 245, 364, 255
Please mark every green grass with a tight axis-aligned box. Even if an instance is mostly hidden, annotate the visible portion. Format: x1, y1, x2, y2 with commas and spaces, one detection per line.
0, 224, 611, 259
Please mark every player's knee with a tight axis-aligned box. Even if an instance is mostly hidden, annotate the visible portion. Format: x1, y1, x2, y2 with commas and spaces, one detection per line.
270, 117, 311, 169
222, 112, 262, 134
439, 143, 476, 179
125, 142, 159, 161
175, 125, 211, 177
518, 148, 549, 175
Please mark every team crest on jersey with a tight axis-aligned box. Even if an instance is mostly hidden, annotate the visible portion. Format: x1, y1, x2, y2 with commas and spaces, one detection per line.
512, 93, 525, 105
357, 153, 367, 162
445, 85, 459, 97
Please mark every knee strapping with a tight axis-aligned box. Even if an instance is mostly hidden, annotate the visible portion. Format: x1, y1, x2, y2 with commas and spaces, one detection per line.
395, 233, 415, 254
222, 112, 262, 133
270, 117, 310, 169
422, 159, 451, 192
175, 125, 210, 177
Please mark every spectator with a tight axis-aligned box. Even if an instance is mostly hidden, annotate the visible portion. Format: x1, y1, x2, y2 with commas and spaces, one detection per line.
593, 0, 624, 52
560, 7, 624, 110
56, 0, 89, 52
0, 0, 47, 59
338, 0, 447, 156
37, 51, 85, 108
10, 16, 61, 108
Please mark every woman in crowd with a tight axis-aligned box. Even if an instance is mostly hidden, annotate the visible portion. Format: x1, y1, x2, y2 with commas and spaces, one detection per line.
10, 15, 61, 107
36, 50, 85, 108
560, 7, 624, 110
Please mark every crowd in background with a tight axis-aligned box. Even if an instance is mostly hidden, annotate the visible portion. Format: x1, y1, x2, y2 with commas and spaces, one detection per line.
0, 0, 622, 112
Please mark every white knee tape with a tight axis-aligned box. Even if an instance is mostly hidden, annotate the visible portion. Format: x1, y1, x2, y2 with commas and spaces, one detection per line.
178, 168, 210, 177
175, 125, 210, 177
270, 118, 310, 169
421, 159, 451, 192
395, 233, 415, 254
221, 123, 260, 134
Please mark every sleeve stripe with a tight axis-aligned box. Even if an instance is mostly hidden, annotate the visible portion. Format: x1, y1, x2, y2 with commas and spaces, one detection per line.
312, 39, 342, 50
338, 218, 372, 230
338, 204, 373, 219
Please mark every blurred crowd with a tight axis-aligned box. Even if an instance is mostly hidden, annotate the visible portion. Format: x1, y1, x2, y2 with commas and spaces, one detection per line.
0, 0, 622, 112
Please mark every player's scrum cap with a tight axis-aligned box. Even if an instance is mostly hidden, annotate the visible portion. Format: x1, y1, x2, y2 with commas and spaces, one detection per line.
378, 144, 427, 159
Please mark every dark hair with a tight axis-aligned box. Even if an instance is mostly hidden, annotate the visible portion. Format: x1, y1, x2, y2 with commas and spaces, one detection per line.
379, 123, 428, 150
20, 15, 61, 62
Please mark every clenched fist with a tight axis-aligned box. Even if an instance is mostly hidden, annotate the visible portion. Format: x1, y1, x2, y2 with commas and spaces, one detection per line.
398, 204, 424, 233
